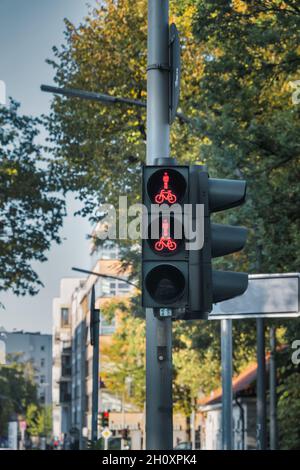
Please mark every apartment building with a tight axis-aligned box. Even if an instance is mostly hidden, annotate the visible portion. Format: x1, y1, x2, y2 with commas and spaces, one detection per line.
52, 243, 133, 448
3, 329, 52, 405
52, 278, 85, 441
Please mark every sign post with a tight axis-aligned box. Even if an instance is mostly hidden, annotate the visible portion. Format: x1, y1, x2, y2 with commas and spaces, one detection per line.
256, 318, 267, 450
101, 428, 112, 451
221, 319, 233, 450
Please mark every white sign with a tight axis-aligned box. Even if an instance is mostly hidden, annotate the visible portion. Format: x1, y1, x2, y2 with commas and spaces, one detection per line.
209, 273, 300, 320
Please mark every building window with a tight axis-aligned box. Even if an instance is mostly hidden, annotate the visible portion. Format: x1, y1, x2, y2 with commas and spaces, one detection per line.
100, 313, 116, 335
41, 358, 45, 367
40, 375, 45, 384
102, 279, 114, 297
61, 308, 69, 327
117, 281, 130, 295
41, 345, 45, 352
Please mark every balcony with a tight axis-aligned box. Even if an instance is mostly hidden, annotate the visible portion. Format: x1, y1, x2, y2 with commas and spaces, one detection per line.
59, 382, 71, 404
60, 393, 72, 404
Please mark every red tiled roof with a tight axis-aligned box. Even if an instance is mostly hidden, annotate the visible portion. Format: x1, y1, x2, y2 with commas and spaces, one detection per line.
199, 355, 271, 406
199, 345, 287, 407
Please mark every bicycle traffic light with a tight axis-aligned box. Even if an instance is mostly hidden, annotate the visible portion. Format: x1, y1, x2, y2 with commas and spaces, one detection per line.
142, 161, 190, 309
142, 162, 248, 317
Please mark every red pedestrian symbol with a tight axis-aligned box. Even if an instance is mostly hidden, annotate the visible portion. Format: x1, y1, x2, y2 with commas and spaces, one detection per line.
154, 218, 177, 252
155, 172, 177, 204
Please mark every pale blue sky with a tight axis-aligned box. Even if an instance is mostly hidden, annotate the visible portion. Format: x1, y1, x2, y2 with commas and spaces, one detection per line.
0, 0, 96, 333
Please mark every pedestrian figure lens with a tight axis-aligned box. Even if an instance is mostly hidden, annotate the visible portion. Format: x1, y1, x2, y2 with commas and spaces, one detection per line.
147, 168, 187, 205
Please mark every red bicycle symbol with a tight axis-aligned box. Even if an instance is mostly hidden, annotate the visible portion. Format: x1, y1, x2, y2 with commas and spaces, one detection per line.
155, 189, 177, 204
154, 237, 177, 252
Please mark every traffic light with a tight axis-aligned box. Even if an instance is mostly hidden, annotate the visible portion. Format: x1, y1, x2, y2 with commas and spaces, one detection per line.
142, 162, 248, 317
142, 161, 190, 309
99, 411, 109, 428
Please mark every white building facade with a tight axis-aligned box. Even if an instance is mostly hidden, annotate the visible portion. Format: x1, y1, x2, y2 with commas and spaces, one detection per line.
4, 329, 52, 405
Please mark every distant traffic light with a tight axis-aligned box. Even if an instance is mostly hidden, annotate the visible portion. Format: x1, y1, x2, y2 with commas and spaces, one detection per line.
99, 411, 109, 428
142, 161, 189, 309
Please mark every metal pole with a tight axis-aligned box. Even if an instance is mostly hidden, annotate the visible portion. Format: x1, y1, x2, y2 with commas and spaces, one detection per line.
191, 399, 196, 450
256, 318, 267, 450
146, 0, 173, 450
221, 319, 233, 450
270, 326, 277, 450
91, 308, 100, 443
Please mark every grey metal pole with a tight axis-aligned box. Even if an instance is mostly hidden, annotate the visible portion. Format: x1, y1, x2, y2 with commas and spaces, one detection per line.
256, 318, 267, 450
146, 0, 173, 450
221, 319, 233, 450
91, 308, 100, 443
270, 326, 277, 450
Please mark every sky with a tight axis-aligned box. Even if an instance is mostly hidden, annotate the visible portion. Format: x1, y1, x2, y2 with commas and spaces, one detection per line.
0, 0, 97, 333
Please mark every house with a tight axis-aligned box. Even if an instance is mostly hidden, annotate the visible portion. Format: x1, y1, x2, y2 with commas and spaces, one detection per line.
199, 357, 272, 450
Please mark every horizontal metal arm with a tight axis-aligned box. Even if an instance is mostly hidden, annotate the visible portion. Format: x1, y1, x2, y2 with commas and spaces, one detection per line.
41, 84, 192, 124
72, 266, 139, 290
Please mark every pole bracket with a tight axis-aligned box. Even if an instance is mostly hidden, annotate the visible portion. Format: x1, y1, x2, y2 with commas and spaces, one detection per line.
147, 63, 170, 72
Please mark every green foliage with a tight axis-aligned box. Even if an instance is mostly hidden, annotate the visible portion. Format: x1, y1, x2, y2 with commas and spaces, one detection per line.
101, 309, 146, 408
0, 356, 38, 436
0, 100, 65, 296
26, 403, 52, 438
192, 0, 300, 274
277, 372, 300, 449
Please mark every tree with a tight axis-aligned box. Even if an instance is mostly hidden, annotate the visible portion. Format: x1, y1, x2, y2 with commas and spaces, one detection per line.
192, 0, 300, 274
46, 0, 205, 221
277, 373, 300, 449
101, 301, 146, 409
0, 355, 38, 437
26, 404, 52, 439
0, 100, 65, 296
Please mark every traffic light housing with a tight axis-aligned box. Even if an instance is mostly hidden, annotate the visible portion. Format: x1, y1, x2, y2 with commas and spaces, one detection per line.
99, 411, 109, 428
142, 161, 190, 309
142, 162, 248, 318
